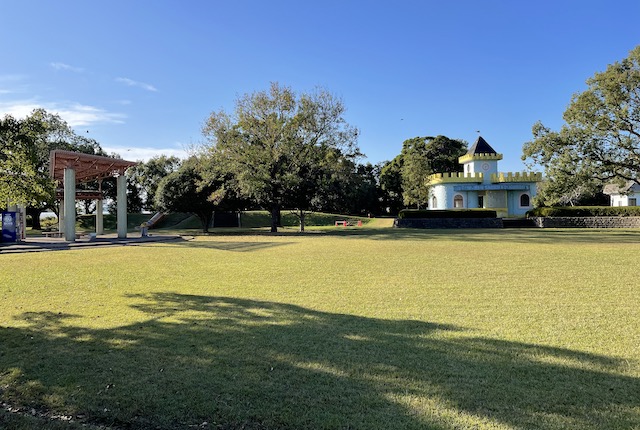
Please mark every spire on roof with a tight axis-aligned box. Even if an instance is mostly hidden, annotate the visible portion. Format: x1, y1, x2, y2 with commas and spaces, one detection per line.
467, 136, 497, 155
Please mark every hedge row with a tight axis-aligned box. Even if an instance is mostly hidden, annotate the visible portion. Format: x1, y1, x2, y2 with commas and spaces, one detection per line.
527, 206, 640, 217
398, 209, 498, 219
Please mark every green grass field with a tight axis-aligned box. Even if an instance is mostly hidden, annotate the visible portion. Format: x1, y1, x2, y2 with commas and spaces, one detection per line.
1, 226, 639, 429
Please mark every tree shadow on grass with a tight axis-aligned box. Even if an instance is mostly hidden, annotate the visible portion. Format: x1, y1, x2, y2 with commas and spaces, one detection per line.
1, 294, 638, 429
150, 240, 295, 253
325, 227, 640, 245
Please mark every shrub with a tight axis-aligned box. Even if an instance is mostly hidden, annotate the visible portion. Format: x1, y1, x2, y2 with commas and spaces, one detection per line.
398, 209, 497, 219
527, 206, 640, 217
41, 216, 58, 231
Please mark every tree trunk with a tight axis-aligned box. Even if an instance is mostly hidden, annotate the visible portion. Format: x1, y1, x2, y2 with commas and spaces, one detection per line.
26, 207, 43, 230
197, 211, 211, 233
299, 209, 305, 233
270, 205, 279, 233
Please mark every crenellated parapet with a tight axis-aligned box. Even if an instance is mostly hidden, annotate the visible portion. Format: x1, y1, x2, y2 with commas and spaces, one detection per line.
428, 172, 484, 184
491, 172, 542, 183
458, 153, 503, 164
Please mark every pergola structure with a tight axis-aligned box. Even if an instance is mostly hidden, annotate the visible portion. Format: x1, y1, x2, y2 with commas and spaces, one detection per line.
50, 150, 137, 242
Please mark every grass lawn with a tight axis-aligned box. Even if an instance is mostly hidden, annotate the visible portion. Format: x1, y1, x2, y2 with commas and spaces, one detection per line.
1, 226, 639, 429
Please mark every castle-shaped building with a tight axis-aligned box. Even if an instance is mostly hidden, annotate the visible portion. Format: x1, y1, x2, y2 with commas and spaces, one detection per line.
427, 136, 541, 217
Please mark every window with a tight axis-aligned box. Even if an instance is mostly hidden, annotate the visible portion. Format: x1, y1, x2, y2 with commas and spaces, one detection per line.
454, 194, 464, 208
629, 198, 637, 206
431, 196, 437, 209
520, 194, 531, 207
478, 195, 484, 208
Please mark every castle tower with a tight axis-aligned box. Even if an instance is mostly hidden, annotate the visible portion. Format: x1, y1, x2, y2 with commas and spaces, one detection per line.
459, 136, 503, 184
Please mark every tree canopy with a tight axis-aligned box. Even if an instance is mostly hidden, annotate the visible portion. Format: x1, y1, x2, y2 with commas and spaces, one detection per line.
202, 83, 360, 232
154, 157, 223, 232
127, 155, 182, 212
0, 109, 110, 227
381, 135, 467, 209
523, 45, 640, 204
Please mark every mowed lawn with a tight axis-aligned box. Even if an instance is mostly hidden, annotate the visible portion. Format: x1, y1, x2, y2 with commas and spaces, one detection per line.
1, 227, 639, 429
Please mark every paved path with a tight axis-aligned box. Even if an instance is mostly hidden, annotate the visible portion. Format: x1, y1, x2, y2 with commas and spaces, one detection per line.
0, 234, 189, 254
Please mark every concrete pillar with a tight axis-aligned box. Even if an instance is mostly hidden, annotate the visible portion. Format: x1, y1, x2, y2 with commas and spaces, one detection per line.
116, 174, 127, 238
58, 200, 64, 234
63, 167, 76, 242
19, 205, 26, 240
96, 199, 104, 235
96, 180, 103, 235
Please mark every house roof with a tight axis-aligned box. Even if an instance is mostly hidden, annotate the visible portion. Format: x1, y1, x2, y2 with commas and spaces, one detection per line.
603, 180, 640, 195
467, 136, 497, 155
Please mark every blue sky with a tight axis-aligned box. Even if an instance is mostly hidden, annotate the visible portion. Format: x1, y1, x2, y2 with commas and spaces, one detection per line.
2, 1, 639, 172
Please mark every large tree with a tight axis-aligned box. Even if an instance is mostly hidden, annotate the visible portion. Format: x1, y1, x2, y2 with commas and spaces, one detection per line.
386, 135, 467, 209
0, 146, 46, 208
203, 83, 359, 232
127, 155, 182, 212
0, 109, 108, 228
155, 157, 229, 232
523, 45, 640, 201
379, 157, 404, 215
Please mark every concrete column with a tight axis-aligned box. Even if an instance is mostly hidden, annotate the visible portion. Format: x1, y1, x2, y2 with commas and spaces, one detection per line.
58, 200, 64, 234
96, 180, 103, 235
116, 174, 127, 238
19, 205, 26, 240
96, 199, 104, 235
63, 167, 76, 242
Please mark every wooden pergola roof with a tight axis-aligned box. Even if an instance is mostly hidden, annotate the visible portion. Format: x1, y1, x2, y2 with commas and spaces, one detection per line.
55, 189, 104, 200
50, 150, 137, 184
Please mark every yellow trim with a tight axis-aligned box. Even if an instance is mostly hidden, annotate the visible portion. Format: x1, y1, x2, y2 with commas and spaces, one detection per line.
428, 172, 484, 185
458, 153, 503, 164
491, 172, 542, 183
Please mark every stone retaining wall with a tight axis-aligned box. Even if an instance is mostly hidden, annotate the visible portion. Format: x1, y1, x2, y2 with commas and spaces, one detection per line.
395, 218, 504, 229
530, 216, 640, 228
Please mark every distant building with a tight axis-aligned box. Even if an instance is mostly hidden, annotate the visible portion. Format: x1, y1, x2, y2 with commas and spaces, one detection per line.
603, 181, 640, 206
427, 136, 541, 217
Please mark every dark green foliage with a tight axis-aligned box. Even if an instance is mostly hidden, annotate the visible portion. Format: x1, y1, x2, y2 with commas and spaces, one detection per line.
398, 209, 497, 219
400, 136, 467, 208
126, 155, 182, 212
379, 157, 404, 214
381, 136, 467, 211
155, 158, 224, 232
527, 206, 640, 217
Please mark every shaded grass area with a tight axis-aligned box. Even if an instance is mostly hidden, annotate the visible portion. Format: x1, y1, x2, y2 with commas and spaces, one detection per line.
27, 211, 374, 236
1, 229, 639, 429
150, 211, 374, 231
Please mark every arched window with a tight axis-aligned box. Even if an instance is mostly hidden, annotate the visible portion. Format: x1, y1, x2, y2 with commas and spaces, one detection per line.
432, 196, 437, 209
454, 194, 464, 208
520, 193, 531, 207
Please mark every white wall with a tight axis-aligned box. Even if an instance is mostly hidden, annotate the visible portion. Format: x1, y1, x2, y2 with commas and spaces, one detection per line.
610, 192, 640, 206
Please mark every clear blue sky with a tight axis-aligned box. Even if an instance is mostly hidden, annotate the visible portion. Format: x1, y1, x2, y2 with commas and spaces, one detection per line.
2, 0, 639, 172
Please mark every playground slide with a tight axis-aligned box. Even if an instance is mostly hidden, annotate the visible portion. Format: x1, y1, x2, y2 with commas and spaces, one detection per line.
146, 212, 166, 229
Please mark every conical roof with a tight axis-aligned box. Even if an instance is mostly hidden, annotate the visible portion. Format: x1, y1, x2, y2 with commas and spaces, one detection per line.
467, 136, 497, 155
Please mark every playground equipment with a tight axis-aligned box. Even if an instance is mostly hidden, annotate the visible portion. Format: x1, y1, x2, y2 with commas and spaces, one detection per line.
146, 212, 166, 228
